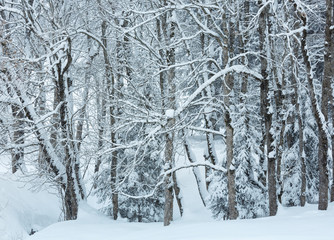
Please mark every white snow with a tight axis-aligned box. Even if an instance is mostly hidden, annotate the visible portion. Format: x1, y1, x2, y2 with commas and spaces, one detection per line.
0, 174, 60, 240
25, 203, 334, 240
165, 109, 175, 118
1, 137, 333, 240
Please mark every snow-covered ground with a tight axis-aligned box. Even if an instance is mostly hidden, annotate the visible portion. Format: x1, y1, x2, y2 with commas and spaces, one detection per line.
0, 174, 60, 240
26, 202, 334, 240
1, 140, 333, 240
1, 168, 334, 240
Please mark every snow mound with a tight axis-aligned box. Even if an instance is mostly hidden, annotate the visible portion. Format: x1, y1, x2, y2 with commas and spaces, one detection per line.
0, 174, 60, 240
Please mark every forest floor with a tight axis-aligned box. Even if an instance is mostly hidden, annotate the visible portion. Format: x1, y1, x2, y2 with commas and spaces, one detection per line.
1, 139, 334, 240
27, 202, 334, 240
1, 169, 334, 240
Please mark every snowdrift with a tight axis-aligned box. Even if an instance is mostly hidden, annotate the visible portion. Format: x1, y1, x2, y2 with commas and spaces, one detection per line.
26, 202, 334, 240
0, 174, 60, 240
1, 171, 333, 240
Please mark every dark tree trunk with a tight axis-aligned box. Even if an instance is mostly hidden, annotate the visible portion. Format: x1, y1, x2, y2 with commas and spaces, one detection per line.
324, 0, 334, 203
111, 147, 118, 220
160, 7, 178, 225
11, 104, 25, 174
258, 0, 277, 216
173, 173, 183, 217
164, 118, 175, 226
221, 7, 238, 220
64, 167, 79, 220
291, 42, 306, 206
295, 2, 329, 210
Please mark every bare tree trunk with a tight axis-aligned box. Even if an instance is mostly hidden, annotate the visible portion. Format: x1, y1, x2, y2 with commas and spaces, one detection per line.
294, 2, 329, 210
74, 77, 89, 200
109, 50, 118, 222
11, 105, 25, 173
258, 0, 277, 216
204, 114, 217, 189
299, 113, 306, 206
55, 44, 81, 220
96, 9, 119, 218
292, 61, 306, 207
223, 72, 237, 220
332, 90, 334, 202
37, 83, 46, 169
325, 0, 334, 203
156, 7, 178, 226
224, 100, 238, 220
291, 38, 306, 206
274, 43, 285, 206
94, 87, 106, 174
173, 172, 183, 217
64, 164, 78, 220
221, 5, 238, 220
323, 0, 333, 205
164, 121, 174, 226
93, 29, 106, 176
110, 35, 118, 220
199, 33, 218, 190
258, 3, 267, 188
163, 8, 180, 225
332, 94, 334, 202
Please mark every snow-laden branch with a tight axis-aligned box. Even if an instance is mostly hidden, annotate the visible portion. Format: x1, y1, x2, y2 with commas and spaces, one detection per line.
118, 178, 165, 199
163, 162, 227, 176
18, 91, 67, 184
272, 26, 307, 38
188, 126, 225, 137
174, 65, 262, 117
118, 161, 226, 200
77, 29, 106, 51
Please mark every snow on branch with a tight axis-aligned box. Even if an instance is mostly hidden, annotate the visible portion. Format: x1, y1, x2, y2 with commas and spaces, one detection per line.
175, 65, 262, 117
163, 162, 227, 176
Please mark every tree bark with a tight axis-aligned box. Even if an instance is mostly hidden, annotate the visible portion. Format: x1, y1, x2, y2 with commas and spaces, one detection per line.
258, 0, 277, 216
0, 9, 25, 174
294, 2, 329, 210
291, 37, 306, 206
324, 0, 334, 203
173, 172, 183, 217
11, 104, 25, 174
164, 122, 175, 226
160, 6, 178, 225
222, 7, 238, 220
323, 0, 333, 205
